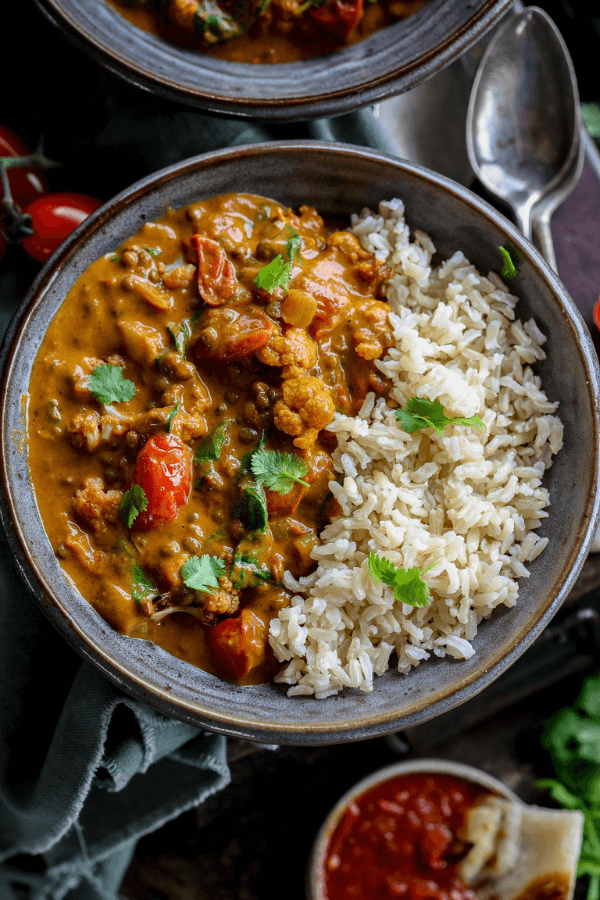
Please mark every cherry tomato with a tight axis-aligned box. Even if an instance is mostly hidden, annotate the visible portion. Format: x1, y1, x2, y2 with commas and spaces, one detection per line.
194, 306, 276, 361
206, 608, 268, 681
133, 433, 192, 531
21, 192, 102, 263
310, 0, 364, 42
593, 296, 600, 333
191, 234, 239, 306
0, 125, 49, 209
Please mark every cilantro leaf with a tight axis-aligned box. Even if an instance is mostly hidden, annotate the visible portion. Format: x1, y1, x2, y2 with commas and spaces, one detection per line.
118, 485, 148, 529
254, 227, 302, 294
194, 421, 229, 464
499, 244, 519, 279
166, 319, 192, 356
368, 552, 434, 608
144, 247, 161, 257
236, 482, 269, 533
131, 563, 158, 604
251, 449, 309, 494
89, 363, 135, 405
396, 397, 485, 439
181, 554, 225, 593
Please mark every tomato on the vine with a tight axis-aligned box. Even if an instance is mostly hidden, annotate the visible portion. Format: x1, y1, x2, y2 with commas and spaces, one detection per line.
20, 192, 103, 263
0, 126, 49, 209
132, 433, 193, 531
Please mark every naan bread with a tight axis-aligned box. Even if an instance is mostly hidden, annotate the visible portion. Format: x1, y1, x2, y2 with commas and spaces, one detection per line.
458, 797, 583, 900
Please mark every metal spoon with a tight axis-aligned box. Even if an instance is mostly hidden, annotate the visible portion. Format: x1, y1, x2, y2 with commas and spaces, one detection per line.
466, 6, 581, 262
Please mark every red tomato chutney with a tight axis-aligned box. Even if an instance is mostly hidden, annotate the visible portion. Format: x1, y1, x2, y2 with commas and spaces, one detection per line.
323, 773, 489, 900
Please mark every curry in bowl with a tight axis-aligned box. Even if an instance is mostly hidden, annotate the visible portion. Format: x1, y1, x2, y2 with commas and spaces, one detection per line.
106, 0, 429, 62
28, 192, 394, 684
28, 187, 563, 694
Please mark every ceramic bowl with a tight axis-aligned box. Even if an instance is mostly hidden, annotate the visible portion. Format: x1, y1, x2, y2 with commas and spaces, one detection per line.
34, 0, 512, 119
1, 142, 599, 744
306, 758, 520, 900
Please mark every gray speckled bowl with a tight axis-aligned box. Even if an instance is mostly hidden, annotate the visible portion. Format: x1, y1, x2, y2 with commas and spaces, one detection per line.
34, 0, 512, 119
1, 142, 599, 745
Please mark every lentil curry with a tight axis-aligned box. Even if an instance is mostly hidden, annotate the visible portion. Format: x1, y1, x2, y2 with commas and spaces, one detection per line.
28, 193, 393, 684
106, 0, 429, 63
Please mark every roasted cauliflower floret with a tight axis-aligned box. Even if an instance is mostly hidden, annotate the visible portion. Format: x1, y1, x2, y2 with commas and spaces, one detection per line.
274, 375, 335, 449
74, 477, 123, 534
256, 326, 317, 371
327, 231, 370, 263
200, 575, 241, 615
68, 411, 131, 452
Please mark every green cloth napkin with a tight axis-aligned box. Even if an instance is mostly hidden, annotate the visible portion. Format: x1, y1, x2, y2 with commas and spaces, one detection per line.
0, 106, 391, 900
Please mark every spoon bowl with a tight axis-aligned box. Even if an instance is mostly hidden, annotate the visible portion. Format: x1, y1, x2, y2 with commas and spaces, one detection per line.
467, 6, 580, 241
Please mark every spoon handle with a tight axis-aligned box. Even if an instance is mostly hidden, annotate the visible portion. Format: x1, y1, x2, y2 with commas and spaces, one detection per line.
531, 210, 558, 273
512, 202, 533, 244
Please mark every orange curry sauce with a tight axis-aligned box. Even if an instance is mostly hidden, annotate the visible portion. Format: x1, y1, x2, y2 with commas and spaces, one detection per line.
105, 0, 429, 64
28, 193, 393, 684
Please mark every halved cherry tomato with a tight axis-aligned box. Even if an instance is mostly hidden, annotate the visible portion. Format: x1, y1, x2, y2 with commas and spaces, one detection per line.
133, 433, 192, 531
194, 305, 276, 361
20, 192, 102, 263
205, 608, 268, 680
309, 0, 364, 42
191, 234, 239, 306
0, 126, 49, 209
593, 296, 600, 333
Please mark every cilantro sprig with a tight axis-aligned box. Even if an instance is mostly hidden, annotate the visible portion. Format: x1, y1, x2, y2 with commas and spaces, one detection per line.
181, 554, 225, 593
89, 363, 135, 405
536, 672, 600, 900
254, 227, 302, 294
251, 449, 309, 494
118, 485, 148, 529
396, 397, 485, 439
368, 552, 435, 608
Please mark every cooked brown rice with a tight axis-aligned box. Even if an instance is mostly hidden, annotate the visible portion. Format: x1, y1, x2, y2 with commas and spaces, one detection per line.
268, 199, 563, 698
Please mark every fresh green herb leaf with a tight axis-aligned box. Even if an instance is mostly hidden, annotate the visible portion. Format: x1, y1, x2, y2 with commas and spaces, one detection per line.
396, 397, 485, 439
144, 247, 161, 257
118, 485, 148, 529
236, 482, 269, 533
251, 449, 309, 494
230, 549, 272, 589
536, 672, 600, 900
194, 0, 245, 41
131, 563, 158, 604
368, 552, 434, 608
166, 403, 180, 434
499, 244, 519, 279
89, 363, 135, 405
181, 554, 225, 592
254, 254, 290, 293
110, 254, 120, 262
239, 431, 266, 475
254, 227, 302, 294
194, 421, 229, 464
166, 319, 192, 356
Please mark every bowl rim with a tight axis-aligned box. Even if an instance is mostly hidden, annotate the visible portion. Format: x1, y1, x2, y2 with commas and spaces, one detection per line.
1, 140, 599, 744
33, 0, 513, 119
306, 757, 521, 900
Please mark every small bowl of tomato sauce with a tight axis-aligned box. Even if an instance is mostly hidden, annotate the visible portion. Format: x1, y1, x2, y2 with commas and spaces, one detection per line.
307, 759, 519, 900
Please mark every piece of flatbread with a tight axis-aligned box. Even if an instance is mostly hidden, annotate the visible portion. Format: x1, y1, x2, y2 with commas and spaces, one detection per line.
459, 798, 583, 900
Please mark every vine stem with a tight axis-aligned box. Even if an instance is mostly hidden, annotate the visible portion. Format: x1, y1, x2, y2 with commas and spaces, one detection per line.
0, 137, 60, 242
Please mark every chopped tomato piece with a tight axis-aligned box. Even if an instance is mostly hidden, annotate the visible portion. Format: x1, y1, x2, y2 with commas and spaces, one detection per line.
194, 306, 277, 361
309, 0, 364, 42
133, 433, 192, 530
191, 234, 239, 306
206, 608, 268, 680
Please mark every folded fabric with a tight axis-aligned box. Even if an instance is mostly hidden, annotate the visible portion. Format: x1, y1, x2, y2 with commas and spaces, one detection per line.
0, 99, 391, 900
